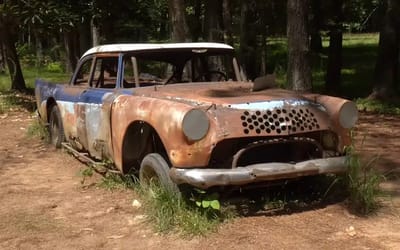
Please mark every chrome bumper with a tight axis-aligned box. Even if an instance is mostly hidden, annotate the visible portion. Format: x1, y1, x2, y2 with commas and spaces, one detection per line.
170, 156, 347, 189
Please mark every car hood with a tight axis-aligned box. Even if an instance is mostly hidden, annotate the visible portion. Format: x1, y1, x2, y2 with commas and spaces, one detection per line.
132, 81, 317, 107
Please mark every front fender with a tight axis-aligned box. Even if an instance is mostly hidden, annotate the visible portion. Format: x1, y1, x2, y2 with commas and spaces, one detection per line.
111, 95, 218, 170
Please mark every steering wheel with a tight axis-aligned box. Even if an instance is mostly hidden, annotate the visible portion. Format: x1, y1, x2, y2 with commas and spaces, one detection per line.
194, 70, 227, 82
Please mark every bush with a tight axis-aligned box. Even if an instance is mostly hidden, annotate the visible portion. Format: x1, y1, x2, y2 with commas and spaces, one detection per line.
46, 62, 64, 73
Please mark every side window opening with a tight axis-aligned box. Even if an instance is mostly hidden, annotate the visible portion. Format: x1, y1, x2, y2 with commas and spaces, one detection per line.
122, 56, 170, 87
73, 58, 93, 86
91, 57, 119, 88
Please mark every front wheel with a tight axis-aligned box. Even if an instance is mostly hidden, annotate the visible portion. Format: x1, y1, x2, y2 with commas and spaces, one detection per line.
49, 105, 65, 148
139, 153, 178, 193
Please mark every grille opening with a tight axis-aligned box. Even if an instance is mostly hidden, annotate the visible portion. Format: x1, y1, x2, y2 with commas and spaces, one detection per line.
236, 141, 322, 167
208, 135, 327, 169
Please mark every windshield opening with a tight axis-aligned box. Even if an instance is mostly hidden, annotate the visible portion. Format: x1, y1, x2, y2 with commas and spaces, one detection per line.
122, 50, 238, 87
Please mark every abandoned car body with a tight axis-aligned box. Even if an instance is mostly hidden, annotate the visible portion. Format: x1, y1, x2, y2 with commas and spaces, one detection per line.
35, 43, 358, 189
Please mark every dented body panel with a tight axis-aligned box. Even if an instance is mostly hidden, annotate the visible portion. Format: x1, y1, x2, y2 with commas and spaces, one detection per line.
35, 43, 357, 188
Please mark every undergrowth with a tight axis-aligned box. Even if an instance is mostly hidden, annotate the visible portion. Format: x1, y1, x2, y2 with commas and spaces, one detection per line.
26, 119, 49, 140
345, 144, 385, 215
356, 98, 400, 115
136, 183, 231, 236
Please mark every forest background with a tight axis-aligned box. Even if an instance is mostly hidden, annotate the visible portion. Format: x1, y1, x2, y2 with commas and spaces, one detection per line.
0, 0, 399, 105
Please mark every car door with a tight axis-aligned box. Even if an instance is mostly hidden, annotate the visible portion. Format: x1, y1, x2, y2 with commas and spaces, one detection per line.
78, 55, 122, 160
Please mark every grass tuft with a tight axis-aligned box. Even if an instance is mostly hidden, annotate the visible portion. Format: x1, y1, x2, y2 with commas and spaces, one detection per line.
346, 145, 385, 215
97, 172, 136, 190
26, 119, 49, 140
137, 183, 227, 235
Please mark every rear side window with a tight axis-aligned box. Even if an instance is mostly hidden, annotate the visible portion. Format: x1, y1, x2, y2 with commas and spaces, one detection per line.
91, 57, 119, 88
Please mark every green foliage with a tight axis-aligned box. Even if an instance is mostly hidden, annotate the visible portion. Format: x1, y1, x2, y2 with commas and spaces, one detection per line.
97, 172, 136, 190
191, 189, 221, 211
137, 183, 226, 236
79, 167, 94, 185
46, 62, 64, 73
345, 145, 385, 215
26, 119, 49, 140
356, 98, 400, 115
1, 66, 69, 91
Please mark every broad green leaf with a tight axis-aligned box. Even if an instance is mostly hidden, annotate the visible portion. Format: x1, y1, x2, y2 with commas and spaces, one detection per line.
210, 200, 220, 210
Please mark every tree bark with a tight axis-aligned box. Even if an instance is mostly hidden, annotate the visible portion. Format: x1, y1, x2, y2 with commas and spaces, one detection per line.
239, 0, 259, 80
78, 21, 91, 55
310, 0, 322, 53
205, 0, 223, 42
222, 0, 234, 45
64, 31, 78, 73
34, 29, 43, 67
0, 16, 26, 91
369, 0, 400, 100
168, 0, 190, 42
0, 42, 5, 73
91, 18, 101, 46
287, 0, 312, 92
326, 0, 344, 95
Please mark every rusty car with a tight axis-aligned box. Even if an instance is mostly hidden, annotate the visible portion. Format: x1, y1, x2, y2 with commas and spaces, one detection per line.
35, 42, 358, 190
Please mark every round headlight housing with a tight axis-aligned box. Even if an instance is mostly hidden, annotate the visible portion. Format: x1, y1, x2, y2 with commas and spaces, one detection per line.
339, 101, 358, 129
182, 109, 210, 141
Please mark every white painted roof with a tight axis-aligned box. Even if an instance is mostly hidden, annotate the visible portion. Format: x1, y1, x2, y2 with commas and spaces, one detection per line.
81, 43, 234, 58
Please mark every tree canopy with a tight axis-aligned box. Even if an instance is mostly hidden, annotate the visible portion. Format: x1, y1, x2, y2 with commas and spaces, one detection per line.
0, 0, 397, 99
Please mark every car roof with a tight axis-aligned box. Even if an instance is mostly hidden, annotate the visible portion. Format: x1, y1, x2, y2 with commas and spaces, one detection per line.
81, 42, 234, 58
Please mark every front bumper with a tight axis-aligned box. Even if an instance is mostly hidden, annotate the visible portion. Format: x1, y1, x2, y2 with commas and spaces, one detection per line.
169, 156, 347, 188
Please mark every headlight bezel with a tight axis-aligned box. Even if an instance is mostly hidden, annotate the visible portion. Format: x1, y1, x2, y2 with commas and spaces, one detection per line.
338, 101, 358, 129
182, 109, 210, 142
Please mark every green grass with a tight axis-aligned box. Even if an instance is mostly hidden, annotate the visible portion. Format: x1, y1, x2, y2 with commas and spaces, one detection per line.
356, 98, 400, 115
0, 67, 69, 92
26, 119, 49, 141
346, 145, 385, 215
137, 183, 230, 235
268, 33, 380, 98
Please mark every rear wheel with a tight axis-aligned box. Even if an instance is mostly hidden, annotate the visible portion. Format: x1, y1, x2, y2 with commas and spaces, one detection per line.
139, 153, 178, 193
49, 105, 65, 148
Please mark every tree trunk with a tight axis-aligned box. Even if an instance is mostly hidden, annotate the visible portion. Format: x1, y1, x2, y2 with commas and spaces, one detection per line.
205, 0, 223, 42
168, 0, 190, 42
239, 0, 259, 80
310, 0, 322, 53
34, 29, 43, 67
287, 0, 312, 92
0, 17, 26, 91
0, 42, 6, 73
78, 21, 91, 55
222, 0, 234, 45
369, 0, 400, 100
326, 0, 343, 95
64, 31, 78, 73
91, 18, 101, 46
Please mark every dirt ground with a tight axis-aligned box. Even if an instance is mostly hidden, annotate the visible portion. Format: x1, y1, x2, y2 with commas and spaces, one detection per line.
0, 108, 399, 250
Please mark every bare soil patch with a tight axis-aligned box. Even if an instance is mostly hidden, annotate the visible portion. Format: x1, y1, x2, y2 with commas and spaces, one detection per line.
0, 110, 399, 249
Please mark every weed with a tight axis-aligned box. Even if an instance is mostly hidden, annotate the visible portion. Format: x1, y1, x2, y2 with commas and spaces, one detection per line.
191, 189, 221, 211
79, 167, 94, 185
137, 183, 230, 236
345, 145, 385, 215
26, 119, 49, 140
97, 172, 136, 190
